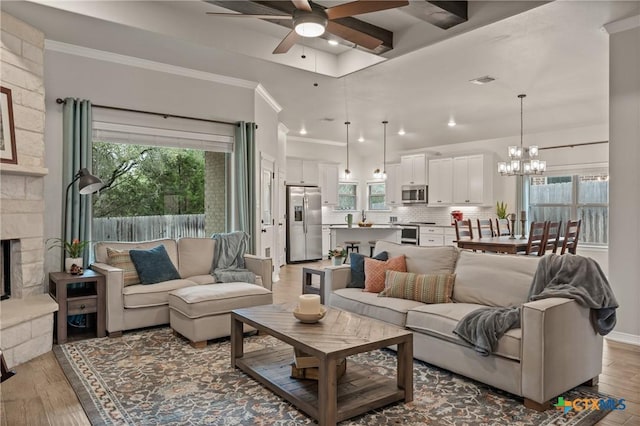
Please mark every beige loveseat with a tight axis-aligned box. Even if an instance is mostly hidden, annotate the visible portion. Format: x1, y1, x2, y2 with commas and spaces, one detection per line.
91, 238, 272, 336
323, 241, 602, 408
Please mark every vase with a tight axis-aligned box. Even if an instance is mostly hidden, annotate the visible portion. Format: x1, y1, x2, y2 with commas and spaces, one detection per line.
332, 256, 343, 266
65, 257, 83, 274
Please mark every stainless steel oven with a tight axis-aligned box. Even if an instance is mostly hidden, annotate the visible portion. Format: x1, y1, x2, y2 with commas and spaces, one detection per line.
399, 225, 420, 245
401, 185, 428, 204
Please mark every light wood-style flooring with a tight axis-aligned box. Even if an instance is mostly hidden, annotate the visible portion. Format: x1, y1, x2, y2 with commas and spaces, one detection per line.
1, 260, 638, 425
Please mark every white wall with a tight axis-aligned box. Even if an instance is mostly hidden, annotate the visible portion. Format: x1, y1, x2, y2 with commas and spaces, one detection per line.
42, 47, 265, 276
607, 16, 640, 344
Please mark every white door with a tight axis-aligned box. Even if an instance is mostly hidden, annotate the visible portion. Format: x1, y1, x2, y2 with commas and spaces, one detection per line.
260, 156, 275, 271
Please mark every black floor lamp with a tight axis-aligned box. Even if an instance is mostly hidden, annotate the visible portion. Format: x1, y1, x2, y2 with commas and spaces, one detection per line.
62, 168, 103, 268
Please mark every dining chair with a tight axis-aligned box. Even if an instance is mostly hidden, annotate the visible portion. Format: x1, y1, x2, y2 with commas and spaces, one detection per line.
523, 221, 548, 256
544, 221, 562, 253
561, 219, 582, 255
454, 219, 474, 241
476, 219, 494, 238
495, 218, 511, 236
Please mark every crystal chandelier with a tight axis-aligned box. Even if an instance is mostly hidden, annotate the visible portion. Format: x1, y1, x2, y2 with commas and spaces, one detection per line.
497, 94, 546, 176
373, 121, 388, 180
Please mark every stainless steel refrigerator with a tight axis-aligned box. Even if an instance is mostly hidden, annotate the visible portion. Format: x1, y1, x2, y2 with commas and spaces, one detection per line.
286, 186, 322, 263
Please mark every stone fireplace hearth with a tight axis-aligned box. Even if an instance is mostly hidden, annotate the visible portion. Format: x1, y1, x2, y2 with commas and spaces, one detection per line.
0, 12, 58, 369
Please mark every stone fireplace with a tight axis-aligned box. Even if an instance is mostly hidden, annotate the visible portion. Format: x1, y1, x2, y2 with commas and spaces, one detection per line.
0, 12, 57, 369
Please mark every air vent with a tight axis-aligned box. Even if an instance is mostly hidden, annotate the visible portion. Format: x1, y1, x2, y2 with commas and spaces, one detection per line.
469, 76, 495, 85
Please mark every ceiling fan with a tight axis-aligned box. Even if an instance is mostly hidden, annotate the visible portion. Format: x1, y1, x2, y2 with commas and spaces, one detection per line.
207, 0, 408, 54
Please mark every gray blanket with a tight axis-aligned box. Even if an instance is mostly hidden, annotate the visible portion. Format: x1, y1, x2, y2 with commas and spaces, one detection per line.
211, 232, 255, 284
453, 254, 618, 356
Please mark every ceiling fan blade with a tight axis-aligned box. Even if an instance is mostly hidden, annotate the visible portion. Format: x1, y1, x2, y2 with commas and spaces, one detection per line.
326, 0, 409, 20
326, 21, 383, 50
273, 30, 300, 54
206, 12, 292, 19
291, 0, 312, 12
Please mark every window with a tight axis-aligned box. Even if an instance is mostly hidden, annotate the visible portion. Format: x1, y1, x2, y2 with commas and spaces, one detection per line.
336, 183, 357, 211
368, 182, 387, 210
528, 171, 608, 245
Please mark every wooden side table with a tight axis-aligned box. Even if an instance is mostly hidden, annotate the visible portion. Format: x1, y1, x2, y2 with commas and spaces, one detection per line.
48, 269, 106, 344
302, 267, 325, 303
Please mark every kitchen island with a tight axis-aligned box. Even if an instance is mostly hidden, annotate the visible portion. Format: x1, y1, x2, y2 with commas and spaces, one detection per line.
329, 224, 401, 252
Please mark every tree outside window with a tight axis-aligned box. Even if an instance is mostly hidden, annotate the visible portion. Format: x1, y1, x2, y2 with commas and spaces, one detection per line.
368, 182, 387, 210
336, 183, 357, 211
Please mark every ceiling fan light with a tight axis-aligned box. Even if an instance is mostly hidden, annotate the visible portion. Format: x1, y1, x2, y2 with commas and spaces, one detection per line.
293, 11, 328, 38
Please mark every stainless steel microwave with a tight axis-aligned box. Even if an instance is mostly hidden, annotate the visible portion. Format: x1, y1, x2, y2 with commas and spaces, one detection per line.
401, 185, 428, 204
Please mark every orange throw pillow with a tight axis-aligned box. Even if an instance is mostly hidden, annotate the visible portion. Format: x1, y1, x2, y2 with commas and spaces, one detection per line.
363, 255, 407, 293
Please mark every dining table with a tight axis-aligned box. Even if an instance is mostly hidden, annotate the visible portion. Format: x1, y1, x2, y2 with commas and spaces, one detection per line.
456, 236, 532, 254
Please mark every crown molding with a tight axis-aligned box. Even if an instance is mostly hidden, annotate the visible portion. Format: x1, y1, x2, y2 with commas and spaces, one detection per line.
603, 14, 640, 34
44, 40, 282, 113
288, 135, 344, 147
278, 123, 290, 134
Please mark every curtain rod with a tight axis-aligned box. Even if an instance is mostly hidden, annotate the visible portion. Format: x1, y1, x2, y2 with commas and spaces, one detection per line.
55, 98, 238, 126
539, 140, 608, 150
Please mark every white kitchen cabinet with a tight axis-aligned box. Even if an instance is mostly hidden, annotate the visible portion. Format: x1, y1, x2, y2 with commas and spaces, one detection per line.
400, 154, 426, 185
444, 227, 457, 246
385, 163, 402, 207
428, 158, 453, 205
286, 158, 319, 186
452, 154, 493, 205
318, 163, 339, 206
419, 226, 445, 246
322, 225, 331, 259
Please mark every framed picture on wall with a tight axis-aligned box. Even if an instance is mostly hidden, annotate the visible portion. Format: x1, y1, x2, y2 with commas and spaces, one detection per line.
0, 86, 17, 165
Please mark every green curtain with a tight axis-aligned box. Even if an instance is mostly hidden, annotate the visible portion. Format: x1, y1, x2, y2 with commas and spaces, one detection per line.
233, 122, 257, 254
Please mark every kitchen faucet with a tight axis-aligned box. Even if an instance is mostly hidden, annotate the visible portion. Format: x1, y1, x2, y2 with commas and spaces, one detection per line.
361, 209, 366, 222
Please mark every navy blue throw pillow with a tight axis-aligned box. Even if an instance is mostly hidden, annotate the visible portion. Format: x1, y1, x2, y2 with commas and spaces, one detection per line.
346, 251, 388, 289
129, 245, 181, 285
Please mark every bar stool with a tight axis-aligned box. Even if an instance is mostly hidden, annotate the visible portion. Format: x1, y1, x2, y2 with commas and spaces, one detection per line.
368, 240, 377, 257
343, 240, 360, 263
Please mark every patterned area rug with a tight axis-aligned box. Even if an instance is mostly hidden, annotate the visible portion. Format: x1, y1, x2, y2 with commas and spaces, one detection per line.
54, 327, 612, 425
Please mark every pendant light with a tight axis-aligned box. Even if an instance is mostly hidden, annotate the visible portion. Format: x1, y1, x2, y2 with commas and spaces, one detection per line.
497, 94, 546, 176
344, 121, 351, 179
373, 121, 388, 180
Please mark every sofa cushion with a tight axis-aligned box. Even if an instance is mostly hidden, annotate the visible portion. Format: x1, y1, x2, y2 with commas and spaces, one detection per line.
452, 251, 540, 307
329, 288, 425, 327
177, 238, 216, 278
106, 247, 140, 286
130, 245, 182, 284
364, 255, 407, 293
406, 303, 522, 361
187, 275, 217, 285
379, 270, 456, 304
347, 251, 388, 289
168, 283, 272, 319
95, 239, 179, 268
122, 279, 195, 308
374, 241, 459, 275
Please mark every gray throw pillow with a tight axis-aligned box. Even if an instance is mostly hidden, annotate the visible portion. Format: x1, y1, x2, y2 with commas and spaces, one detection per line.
346, 251, 389, 289
129, 244, 181, 284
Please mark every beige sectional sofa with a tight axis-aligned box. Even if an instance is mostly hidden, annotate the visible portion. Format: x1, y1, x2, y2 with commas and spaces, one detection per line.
91, 238, 272, 336
323, 240, 602, 408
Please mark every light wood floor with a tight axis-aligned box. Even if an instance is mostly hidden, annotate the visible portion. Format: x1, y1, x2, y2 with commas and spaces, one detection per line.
1, 260, 638, 425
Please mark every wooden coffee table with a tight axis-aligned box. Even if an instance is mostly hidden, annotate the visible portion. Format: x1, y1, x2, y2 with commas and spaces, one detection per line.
231, 304, 413, 426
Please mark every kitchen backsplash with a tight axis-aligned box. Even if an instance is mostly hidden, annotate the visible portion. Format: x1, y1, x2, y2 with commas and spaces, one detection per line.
323, 205, 495, 227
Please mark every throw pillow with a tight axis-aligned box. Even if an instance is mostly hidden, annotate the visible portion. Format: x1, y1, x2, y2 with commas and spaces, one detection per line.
106, 247, 140, 286
363, 255, 407, 293
346, 251, 389, 288
129, 244, 181, 285
379, 270, 456, 304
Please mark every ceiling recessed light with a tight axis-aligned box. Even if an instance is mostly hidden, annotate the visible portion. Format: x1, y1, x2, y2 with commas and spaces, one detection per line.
358, 136, 364, 143
448, 119, 456, 127
398, 129, 406, 136
299, 128, 307, 135
328, 39, 339, 46
469, 75, 496, 85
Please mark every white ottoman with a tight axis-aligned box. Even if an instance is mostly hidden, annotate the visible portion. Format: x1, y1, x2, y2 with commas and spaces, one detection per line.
168, 283, 273, 348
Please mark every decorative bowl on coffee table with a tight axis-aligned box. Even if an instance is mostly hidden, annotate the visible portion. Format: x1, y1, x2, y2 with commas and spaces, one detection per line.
293, 306, 327, 323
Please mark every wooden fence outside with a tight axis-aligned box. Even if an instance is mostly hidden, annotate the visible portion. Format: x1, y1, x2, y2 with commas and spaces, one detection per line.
93, 214, 206, 242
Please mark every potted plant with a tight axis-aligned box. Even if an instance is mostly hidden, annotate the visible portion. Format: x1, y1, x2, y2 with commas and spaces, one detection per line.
47, 238, 90, 273
328, 247, 347, 266
496, 201, 508, 219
